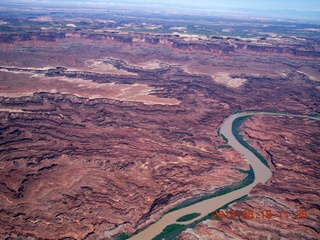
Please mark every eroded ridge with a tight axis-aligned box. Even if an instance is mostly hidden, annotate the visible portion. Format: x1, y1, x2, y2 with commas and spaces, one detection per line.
0, 93, 249, 239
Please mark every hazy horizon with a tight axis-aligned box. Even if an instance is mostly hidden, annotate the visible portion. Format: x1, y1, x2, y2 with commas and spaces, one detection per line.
1, 0, 320, 21
9, 0, 319, 11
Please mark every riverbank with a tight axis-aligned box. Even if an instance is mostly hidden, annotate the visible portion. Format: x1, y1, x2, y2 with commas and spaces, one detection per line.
129, 112, 320, 240
129, 112, 273, 240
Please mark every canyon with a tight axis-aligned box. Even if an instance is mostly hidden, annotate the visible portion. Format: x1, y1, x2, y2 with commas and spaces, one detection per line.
179, 115, 320, 240
0, 4, 319, 239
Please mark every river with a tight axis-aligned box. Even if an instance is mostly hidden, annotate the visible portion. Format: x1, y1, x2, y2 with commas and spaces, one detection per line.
129, 112, 319, 240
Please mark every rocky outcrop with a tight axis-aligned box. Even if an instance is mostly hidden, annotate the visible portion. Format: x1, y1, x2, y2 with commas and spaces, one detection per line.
0, 32, 66, 43
246, 44, 284, 54
1, 31, 319, 58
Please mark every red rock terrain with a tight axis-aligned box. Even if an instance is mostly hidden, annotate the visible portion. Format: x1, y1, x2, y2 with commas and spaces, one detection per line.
179, 115, 320, 240
0, 12, 319, 240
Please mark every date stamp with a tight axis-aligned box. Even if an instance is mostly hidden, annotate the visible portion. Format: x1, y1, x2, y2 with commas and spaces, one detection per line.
212, 209, 308, 220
